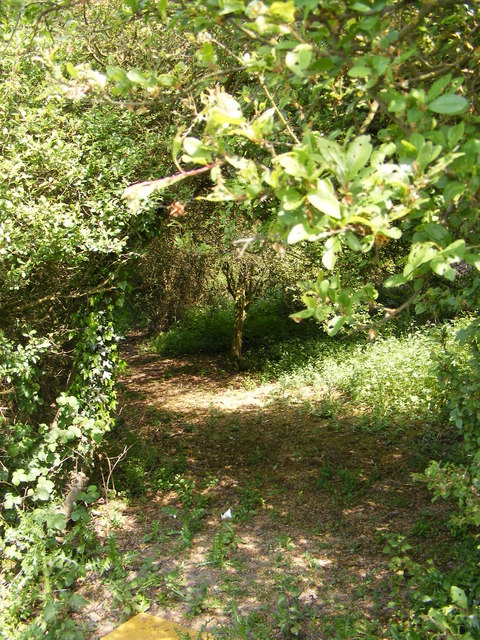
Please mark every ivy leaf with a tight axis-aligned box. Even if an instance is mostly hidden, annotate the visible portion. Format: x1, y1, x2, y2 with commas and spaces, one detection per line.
428, 94, 469, 115
34, 477, 55, 501
45, 511, 67, 531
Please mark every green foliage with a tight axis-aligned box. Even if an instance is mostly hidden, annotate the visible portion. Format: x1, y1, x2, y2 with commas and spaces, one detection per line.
249, 324, 454, 432
150, 305, 233, 355
2, 0, 480, 636
384, 532, 480, 639
119, 0, 480, 334
274, 576, 306, 639
150, 296, 312, 356
0, 13, 170, 634
208, 523, 237, 569
418, 319, 480, 530
233, 481, 264, 523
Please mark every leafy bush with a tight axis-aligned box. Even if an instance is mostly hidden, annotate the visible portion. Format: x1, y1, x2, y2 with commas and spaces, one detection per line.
149, 295, 313, 357
150, 305, 233, 355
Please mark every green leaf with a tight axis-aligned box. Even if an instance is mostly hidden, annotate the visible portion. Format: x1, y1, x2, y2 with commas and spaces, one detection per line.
322, 237, 341, 270
443, 181, 464, 205
124, 0, 137, 12
427, 74, 452, 101
428, 94, 469, 115
269, 0, 296, 22
350, 2, 373, 12
384, 273, 408, 287
447, 122, 465, 147
450, 586, 468, 610
381, 226, 402, 239
285, 44, 313, 77
127, 68, 147, 85
158, 74, 175, 87
183, 137, 212, 163
196, 42, 217, 66
345, 135, 372, 178
45, 512, 67, 531
287, 223, 309, 244
388, 95, 407, 114
65, 62, 78, 78
209, 92, 245, 126
348, 65, 371, 78
281, 187, 304, 210
218, 0, 245, 15
12, 469, 29, 485
345, 231, 362, 251
307, 183, 341, 219
276, 153, 308, 178
290, 308, 314, 322
157, 0, 167, 19
327, 315, 346, 336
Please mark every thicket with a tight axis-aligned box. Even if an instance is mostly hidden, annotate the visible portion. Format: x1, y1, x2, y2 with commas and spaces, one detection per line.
0, 11, 174, 637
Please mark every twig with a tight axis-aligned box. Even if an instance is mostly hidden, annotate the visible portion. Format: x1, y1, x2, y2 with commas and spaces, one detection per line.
258, 75, 300, 145
359, 99, 379, 134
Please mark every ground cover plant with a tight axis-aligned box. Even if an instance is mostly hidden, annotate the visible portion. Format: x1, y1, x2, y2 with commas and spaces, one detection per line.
66, 323, 476, 639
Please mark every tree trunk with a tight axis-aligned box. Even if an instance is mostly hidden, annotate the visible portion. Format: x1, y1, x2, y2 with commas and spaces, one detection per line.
231, 291, 247, 369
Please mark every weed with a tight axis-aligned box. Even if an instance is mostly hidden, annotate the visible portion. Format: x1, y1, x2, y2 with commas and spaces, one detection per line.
337, 468, 363, 497
208, 523, 237, 569
274, 533, 295, 550
185, 582, 209, 617
233, 482, 264, 522
212, 605, 271, 639
246, 445, 265, 467
411, 513, 440, 539
142, 519, 163, 543
274, 576, 307, 638
314, 462, 334, 491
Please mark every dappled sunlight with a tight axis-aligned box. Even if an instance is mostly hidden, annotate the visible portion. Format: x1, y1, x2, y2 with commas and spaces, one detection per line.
81, 345, 456, 639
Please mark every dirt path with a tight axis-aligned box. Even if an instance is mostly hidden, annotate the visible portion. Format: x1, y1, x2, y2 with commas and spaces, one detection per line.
80, 344, 451, 639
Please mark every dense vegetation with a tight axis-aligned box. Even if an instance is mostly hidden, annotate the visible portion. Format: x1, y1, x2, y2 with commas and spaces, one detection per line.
1, 0, 480, 638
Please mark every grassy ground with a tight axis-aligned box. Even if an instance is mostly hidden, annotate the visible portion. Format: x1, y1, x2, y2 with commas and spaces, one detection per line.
75, 327, 466, 639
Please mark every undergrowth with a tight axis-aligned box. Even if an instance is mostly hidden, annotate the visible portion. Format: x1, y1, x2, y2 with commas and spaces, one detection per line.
148, 298, 316, 356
